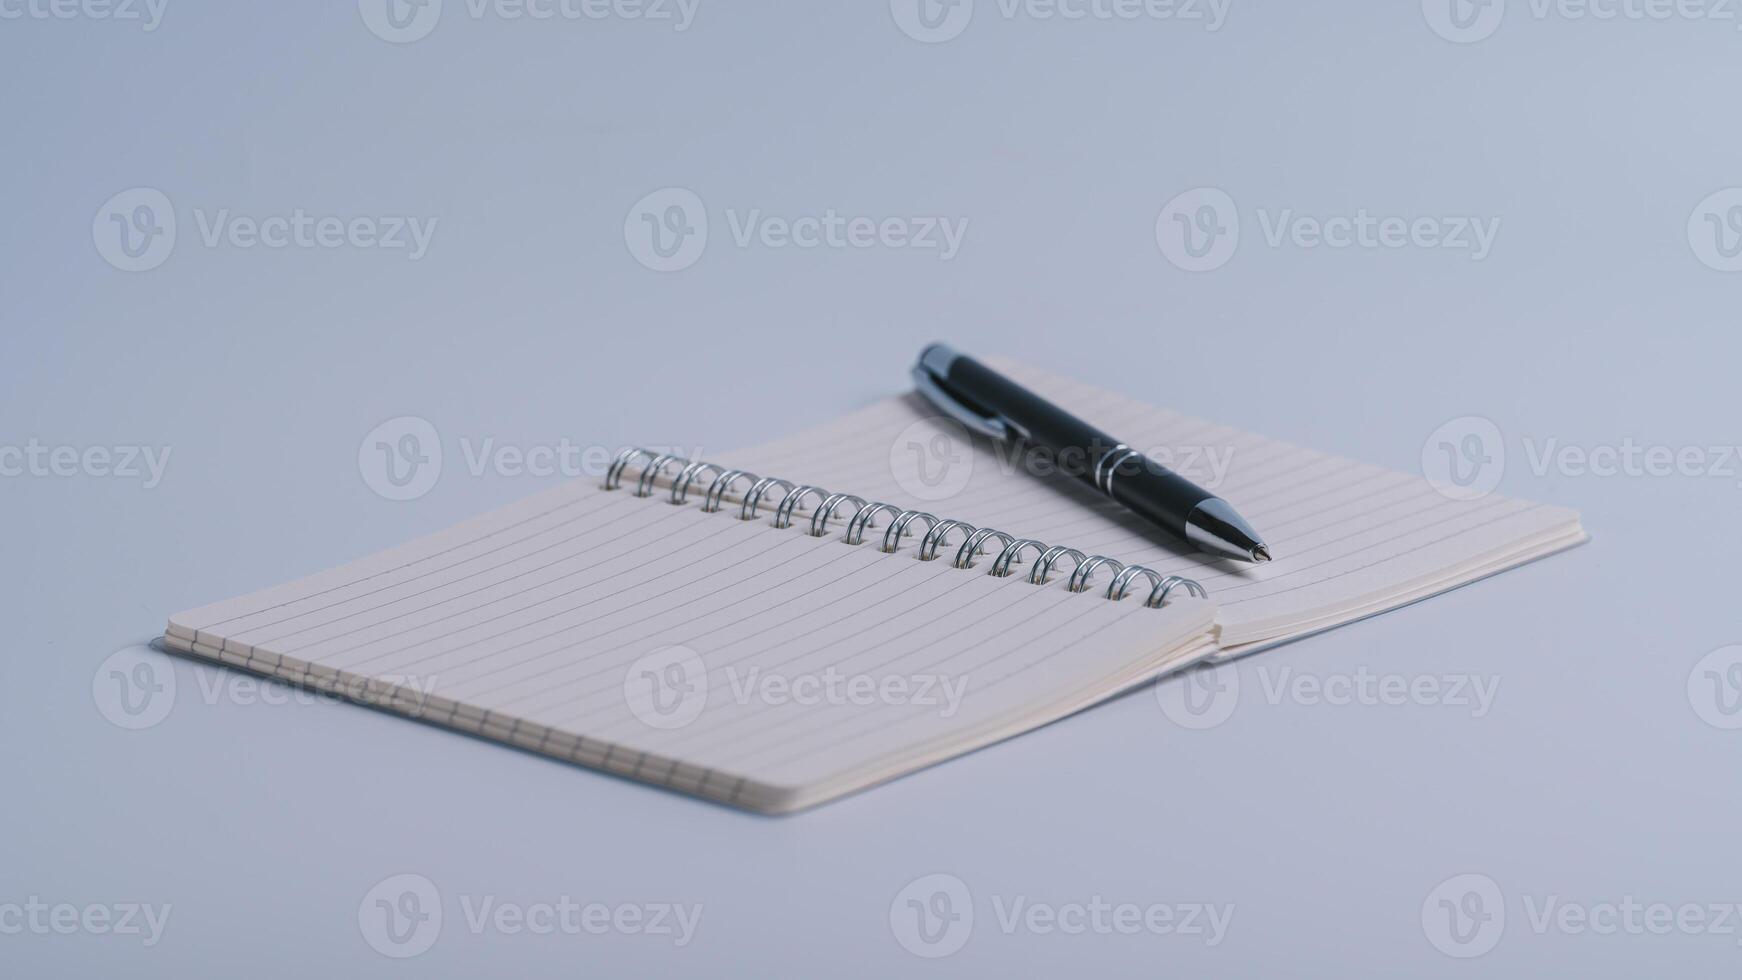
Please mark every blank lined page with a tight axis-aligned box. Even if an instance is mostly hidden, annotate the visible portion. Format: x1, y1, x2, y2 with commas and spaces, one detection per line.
716, 358, 1585, 650
165, 478, 1217, 812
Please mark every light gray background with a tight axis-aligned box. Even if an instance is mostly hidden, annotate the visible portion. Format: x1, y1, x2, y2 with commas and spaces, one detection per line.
4, 1, 1740, 975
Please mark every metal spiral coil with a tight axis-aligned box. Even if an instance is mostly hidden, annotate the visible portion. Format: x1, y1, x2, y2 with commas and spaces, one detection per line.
881, 511, 939, 555
955, 528, 1014, 570
603, 447, 655, 491
918, 519, 977, 562
1030, 546, 1087, 586
702, 469, 757, 513
739, 477, 795, 522
599, 447, 1204, 607
774, 486, 828, 530
635, 454, 685, 498
990, 538, 1048, 579
1069, 555, 1125, 594
810, 493, 867, 538
670, 461, 724, 506
845, 502, 903, 546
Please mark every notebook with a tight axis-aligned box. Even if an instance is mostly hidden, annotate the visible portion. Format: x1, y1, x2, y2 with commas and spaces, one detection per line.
161, 358, 1585, 813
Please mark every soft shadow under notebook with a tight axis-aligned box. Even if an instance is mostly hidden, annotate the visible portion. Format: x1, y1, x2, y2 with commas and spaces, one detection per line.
162, 358, 1585, 813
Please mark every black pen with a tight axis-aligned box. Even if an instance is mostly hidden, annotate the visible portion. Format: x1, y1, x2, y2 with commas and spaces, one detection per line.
911, 344, 1271, 563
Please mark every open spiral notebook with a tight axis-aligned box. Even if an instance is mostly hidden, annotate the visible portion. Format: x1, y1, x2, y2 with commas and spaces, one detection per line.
162, 358, 1585, 813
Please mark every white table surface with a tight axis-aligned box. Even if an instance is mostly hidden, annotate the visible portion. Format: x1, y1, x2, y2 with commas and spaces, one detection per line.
5, 3, 1739, 975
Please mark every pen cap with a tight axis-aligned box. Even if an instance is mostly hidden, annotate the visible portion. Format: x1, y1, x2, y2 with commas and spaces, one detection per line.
911, 343, 1011, 440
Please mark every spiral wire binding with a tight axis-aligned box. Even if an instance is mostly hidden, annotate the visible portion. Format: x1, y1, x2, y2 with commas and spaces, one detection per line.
602, 447, 1205, 609
811, 493, 867, 538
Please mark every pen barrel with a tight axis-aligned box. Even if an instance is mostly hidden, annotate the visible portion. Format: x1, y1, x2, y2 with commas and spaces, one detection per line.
943, 354, 1213, 525
923, 348, 1261, 560
941, 357, 1106, 442
1102, 460, 1216, 537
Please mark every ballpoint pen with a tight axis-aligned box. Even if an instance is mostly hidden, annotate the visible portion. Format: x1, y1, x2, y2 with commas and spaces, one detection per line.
911, 343, 1272, 563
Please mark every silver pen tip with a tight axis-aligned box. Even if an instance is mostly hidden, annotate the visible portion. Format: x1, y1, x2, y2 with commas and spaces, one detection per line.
1184, 498, 1271, 564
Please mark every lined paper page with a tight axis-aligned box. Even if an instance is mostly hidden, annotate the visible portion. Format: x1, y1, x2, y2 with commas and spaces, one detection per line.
717, 358, 1584, 649
166, 479, 1216, 812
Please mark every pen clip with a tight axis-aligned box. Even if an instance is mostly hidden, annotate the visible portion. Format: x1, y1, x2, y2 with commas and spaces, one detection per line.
910, 343, 1011, 441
